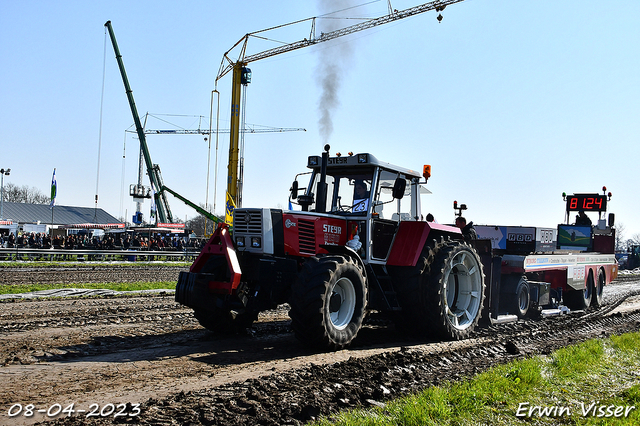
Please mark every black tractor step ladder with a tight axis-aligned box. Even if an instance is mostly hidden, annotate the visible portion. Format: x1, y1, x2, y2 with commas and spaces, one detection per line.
366, 264, 402, 311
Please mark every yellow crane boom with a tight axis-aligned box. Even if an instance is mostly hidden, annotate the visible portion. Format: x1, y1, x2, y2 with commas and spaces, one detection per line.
216, 0, 467, 222
216, 0, 464, 80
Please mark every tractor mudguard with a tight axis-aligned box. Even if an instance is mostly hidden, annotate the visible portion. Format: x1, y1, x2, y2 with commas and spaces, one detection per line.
387, 221, 462, 267
319, 244, 367, 278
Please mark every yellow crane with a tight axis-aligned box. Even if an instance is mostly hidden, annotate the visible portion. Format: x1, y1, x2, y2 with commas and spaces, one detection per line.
215, 0, 466, 223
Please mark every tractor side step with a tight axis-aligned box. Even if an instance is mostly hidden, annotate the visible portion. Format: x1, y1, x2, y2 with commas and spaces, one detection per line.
383, 291, 402, 311
366, 264, 402, 311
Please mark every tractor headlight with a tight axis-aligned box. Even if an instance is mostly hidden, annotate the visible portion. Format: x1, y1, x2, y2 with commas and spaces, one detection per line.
235, 236, 245, 247
251, 237, 261, 248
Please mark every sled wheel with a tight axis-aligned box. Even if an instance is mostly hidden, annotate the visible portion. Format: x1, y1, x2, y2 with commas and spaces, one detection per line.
513, 278, 531, 318
290, 255, 367, 350
592, 268, 605, 308
564, 273, 592, 311
426, 241, 485, 340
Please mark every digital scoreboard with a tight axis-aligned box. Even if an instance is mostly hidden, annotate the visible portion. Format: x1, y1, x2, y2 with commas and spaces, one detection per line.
565, 194, 607, 212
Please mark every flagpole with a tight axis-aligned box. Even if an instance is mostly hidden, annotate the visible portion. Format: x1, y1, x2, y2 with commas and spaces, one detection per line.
50, 168, 57, 226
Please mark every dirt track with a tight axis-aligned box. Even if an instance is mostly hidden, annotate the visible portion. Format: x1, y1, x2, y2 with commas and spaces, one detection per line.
0, 275, 639, 425
0, 265, 186, 286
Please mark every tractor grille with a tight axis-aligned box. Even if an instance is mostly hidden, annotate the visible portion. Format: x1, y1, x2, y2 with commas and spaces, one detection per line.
233, 209, 262, 234
298, 219, 316, 254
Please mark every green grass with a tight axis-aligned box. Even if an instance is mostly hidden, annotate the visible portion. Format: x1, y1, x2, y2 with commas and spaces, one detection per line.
315, 332, 640, 426
0, 281, 176, 295
0, 260, 185, 296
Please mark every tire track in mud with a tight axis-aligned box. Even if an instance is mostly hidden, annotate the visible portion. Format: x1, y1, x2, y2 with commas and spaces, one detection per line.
0, 265, 186, 286
0, 278, 637, 425
1, 295, 188, 334
39, 283, 640, 424
47, 306, 640, 426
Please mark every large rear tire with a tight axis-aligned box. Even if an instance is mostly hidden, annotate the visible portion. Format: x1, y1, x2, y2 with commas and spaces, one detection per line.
289, 255, 367, 350
425, 241, 485, 340
389, 238, 445, 333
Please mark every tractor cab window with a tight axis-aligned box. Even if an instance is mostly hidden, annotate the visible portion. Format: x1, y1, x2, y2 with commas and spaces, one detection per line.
375, 170, 413, 221
303, 168, 374, 215
332, 171, 373, 215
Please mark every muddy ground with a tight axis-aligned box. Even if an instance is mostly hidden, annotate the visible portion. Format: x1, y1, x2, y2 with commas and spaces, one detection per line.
0, 265, 186, 286
0, 271, 639, 426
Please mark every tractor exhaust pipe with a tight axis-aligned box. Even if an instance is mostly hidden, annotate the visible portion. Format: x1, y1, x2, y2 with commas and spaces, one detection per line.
315, 144, 330, 213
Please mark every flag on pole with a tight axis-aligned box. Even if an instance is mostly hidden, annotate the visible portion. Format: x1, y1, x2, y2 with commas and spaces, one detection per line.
225, 192, 236, 225
150, 188, 157, 220
49, 168, 57, 208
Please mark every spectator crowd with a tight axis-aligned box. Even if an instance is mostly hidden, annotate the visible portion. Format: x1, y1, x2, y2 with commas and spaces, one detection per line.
0, 232, 206, 251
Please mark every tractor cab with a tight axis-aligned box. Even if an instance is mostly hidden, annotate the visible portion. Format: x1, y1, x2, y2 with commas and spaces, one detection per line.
626, 245, 640, 270
290, 148, 430, 219
289, 146, 431, 263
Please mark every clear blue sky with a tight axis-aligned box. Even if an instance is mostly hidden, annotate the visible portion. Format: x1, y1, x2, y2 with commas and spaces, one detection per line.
1, 0, 638, 240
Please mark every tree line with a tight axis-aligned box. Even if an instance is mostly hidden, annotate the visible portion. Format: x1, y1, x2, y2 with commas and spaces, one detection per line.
2, 183, 49, 204
614, 223, 640, 252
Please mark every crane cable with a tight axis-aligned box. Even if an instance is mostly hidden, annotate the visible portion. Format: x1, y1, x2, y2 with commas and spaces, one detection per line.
95, 27, 108, 223
119, 131, 127, 221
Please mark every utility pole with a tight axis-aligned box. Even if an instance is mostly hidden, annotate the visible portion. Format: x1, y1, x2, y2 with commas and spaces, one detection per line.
0, 168, 10, 220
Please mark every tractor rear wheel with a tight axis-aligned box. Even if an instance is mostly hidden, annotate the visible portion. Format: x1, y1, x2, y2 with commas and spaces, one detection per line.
289, 255, 367, 350
389, 238, 445, 333
425, 241, 485, 340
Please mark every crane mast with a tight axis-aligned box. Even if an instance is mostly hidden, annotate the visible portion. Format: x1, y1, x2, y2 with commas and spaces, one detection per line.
107, 21, 225, 228
105, 20, 173, 223
216, 0, 466, 221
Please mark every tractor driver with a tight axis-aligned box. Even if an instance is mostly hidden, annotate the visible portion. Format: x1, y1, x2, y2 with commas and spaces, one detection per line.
352, 180, 370, 213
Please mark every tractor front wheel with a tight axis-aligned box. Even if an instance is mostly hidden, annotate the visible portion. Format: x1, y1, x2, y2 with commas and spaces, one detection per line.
289, 255, 367, 350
